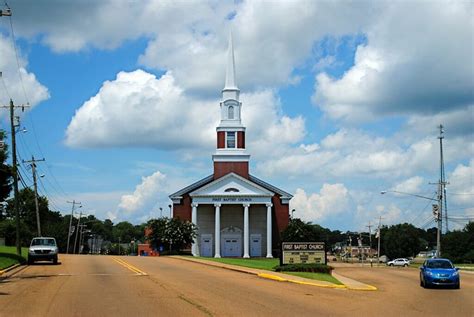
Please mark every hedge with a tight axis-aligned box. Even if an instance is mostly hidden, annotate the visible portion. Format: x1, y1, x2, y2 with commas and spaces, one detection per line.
274, 263, 334, 274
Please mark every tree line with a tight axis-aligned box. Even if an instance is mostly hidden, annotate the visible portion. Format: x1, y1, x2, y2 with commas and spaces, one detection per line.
282, 218, 474, 263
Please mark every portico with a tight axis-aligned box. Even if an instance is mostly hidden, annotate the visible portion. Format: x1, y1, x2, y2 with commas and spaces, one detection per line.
189, 173, 274, 258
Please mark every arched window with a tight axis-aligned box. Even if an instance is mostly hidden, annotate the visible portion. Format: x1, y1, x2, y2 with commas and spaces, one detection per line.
228, 106, 234, 119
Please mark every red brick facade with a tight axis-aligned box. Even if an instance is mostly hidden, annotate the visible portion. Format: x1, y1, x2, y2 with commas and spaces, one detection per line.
173, 194, 192, 221
217, 131, 225, 149
237, 131, 245, 148
213, 161, 249, 179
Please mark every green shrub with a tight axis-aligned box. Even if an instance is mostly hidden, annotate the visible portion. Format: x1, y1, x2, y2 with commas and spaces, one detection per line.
274, 263, 333, 274
0, 252, 26, 265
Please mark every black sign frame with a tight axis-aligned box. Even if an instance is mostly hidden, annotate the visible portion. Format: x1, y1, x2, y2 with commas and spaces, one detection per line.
280, 242, 327, 266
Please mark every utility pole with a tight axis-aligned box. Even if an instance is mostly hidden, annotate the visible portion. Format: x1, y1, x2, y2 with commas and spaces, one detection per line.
376, 216, 384, 266
1, 99, 28, 255
66, 200, 81, 254
433, 125, 448, 258
366, 222, 372, 259
23, 156, 45, 236
73, 210, 83, 254
438, 125, 449, 233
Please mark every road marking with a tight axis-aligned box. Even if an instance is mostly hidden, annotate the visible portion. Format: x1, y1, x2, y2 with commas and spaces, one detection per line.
112, 257, 147, 276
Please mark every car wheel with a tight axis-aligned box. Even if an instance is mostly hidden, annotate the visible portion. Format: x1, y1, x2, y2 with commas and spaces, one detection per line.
389, 263, 393, 266
420, 279, 424, 287
53, 256, 58, 265
454, 282, 460, 289
404, 264, 408, 267
27, 257, 33, 265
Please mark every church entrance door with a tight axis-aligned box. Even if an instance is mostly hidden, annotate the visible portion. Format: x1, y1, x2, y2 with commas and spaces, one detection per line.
221, 234, 241, 257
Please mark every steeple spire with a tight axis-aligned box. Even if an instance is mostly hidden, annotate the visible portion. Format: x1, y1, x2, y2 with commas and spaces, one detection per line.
222, 30, 240, 101
225, 31, 237, 90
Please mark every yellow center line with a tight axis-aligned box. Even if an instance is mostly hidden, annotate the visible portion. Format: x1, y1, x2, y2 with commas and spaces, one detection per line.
112, 257, 147, 276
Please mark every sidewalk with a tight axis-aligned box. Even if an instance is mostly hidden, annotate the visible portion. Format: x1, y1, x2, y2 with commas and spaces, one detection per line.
172, 256, 377, 291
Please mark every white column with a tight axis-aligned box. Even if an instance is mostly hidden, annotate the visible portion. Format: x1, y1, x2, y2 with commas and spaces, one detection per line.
191, 203, 198, 256
266, 203, 273, 258
243, 203, 250, 258
214, 203, 221, 258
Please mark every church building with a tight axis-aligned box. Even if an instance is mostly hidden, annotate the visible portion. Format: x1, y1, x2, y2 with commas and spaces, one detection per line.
169, 35, 292, 258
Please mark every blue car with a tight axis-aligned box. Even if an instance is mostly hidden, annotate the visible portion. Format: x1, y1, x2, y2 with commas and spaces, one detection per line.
420, 258, 460, 289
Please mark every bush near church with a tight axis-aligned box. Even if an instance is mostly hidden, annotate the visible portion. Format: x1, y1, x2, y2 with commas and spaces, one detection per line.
274, 263, 334, 274
146, 217, 197, 254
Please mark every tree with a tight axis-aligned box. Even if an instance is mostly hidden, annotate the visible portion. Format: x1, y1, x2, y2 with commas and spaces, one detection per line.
0, 130, 12, 219
5, 187, 49, 235
113, 221, 138, 243
383, 223, 422, 259
146, 217, 197, 254
442, 222, 474, 263
280, 218, 322, 242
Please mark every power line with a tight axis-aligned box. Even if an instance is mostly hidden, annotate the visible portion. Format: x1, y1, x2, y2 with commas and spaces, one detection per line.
6, 9, 29, 105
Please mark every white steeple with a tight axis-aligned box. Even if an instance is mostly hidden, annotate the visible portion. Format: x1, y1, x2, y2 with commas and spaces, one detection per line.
222, 31, 240, 101
213, 30, 249, 167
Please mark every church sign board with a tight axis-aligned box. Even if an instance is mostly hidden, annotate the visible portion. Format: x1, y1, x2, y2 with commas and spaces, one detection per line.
280, 242, 326, 265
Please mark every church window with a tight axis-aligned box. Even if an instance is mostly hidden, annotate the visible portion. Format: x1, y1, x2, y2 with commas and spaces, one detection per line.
224, 187, 240, 192
228, 106, 234, 119
227, 132, 236, 148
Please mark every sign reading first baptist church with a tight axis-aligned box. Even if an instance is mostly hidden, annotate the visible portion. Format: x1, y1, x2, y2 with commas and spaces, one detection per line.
281, 242, 326, 265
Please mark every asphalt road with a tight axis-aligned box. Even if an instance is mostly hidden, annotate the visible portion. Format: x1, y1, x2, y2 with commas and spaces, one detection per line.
0, 255, 472, 317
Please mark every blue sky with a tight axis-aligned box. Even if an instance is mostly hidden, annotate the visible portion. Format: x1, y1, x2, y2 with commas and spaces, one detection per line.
0, 0, 472, 232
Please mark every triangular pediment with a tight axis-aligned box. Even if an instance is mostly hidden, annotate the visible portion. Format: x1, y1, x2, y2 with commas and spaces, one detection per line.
190, 173, 274, 197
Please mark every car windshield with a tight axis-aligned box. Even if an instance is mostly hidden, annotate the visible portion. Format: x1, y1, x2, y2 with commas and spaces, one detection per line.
426, 260, 453, 269
31, 238, 56, 246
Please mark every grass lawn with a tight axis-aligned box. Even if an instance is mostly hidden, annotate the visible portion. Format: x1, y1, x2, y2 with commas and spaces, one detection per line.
455, 263, 474, 271
285, 272, 343, 285
0, 246, 28, 270
195, 257, 341, 285
197, 257, 280, 270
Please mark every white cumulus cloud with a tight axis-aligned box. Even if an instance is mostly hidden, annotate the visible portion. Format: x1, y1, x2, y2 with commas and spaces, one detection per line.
118, 171, 167, 215
290, 184, 349, 223
313, 1, 473, 122
0, 35, 49, 109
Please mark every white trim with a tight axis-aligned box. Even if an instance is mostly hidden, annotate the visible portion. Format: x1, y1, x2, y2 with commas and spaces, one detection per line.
216, 126, 245, 132
214, 203, 221, 258
192, 196, 271, 205
266, 203, 273, 258
191, 203, 198, 256
243, 204, 250, 258
190, 172, 274, 198
212, 153, 250, 162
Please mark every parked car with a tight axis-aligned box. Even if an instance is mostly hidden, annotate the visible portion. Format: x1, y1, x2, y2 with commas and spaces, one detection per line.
419, 258, 460, 289
28, 237, 59, 265
387, 258, 410, 267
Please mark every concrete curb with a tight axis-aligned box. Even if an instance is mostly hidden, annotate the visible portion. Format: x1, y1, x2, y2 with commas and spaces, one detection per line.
0, 263, 22, 277
172, 256, 377, 291
257, 272, 347, 289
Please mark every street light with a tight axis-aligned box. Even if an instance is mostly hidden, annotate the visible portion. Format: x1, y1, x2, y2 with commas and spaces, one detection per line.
381, 190, 441, 258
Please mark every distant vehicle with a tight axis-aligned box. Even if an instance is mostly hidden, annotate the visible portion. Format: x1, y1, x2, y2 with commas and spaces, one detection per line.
378, 255, 388, 263
28, 237, 59, 265
387, 258, 410, 267
420, 258, 460, 289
